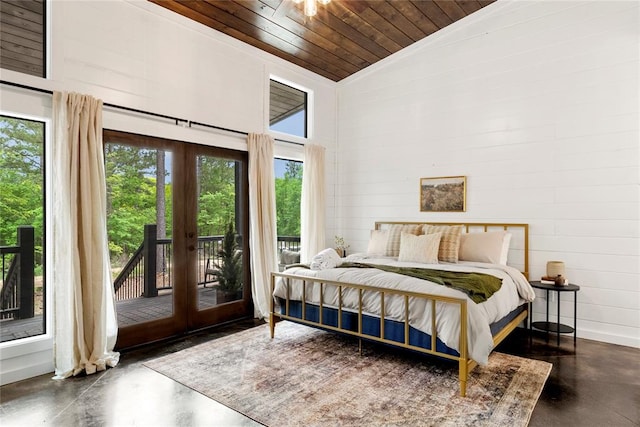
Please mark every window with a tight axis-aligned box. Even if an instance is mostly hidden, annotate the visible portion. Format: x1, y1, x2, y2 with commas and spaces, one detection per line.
275, 158, 302, 257
0, 115, 46, 343
0, 1, 46, 78
269, 79, 307, 138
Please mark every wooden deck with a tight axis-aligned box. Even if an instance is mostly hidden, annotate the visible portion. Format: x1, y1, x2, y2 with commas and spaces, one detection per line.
0, 286, 227, 343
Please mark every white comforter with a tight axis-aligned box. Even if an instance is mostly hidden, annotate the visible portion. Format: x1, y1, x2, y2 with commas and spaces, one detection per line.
273, 255, 535, 365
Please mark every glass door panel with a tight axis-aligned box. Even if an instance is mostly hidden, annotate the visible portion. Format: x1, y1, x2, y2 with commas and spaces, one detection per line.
196, 156, 243, 309
104, 139, 175, 329
0, 116, 46, 343
105, 131, 250, 348
188, 145, 250, 330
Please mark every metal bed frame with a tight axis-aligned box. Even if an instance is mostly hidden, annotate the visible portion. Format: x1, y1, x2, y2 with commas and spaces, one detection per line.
269, 222, 529, 397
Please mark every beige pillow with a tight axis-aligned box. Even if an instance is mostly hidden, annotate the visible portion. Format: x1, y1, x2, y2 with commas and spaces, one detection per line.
422, 225, 463, 263
398, 232, 441, 264
459, 231, 512, 265
366, 229, 389, 256
385, 224, 421, 257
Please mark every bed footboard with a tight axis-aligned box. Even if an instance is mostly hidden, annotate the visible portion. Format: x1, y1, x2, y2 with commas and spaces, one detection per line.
270, 272, 478, 397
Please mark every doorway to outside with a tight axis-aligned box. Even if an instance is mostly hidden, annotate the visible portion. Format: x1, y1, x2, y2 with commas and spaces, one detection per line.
103, 130, 251, 349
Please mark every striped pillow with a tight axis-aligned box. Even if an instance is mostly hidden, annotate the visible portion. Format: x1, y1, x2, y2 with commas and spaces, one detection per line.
422, 225, 463, 263
385, 224, 421, 257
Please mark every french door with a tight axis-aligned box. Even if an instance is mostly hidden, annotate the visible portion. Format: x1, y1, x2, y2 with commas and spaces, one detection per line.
104, 130, 251, 349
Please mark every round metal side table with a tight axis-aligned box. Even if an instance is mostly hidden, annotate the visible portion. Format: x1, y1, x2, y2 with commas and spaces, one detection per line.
529, 281, 580, 345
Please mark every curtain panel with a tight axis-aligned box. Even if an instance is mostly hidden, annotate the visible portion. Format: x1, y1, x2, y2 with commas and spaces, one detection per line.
247, 133, 278, 319
301, 144, 326, 262
52, 92, 119, 378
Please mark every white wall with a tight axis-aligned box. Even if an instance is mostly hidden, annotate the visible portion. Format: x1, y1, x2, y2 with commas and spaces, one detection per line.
336, 1, 639, 348
0, 0, 337, 384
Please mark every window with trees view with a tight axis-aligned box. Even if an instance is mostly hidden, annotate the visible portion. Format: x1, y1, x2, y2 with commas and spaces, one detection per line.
275, 158, 302, 239
104, 143, 173, 267
0, 115, 46, 343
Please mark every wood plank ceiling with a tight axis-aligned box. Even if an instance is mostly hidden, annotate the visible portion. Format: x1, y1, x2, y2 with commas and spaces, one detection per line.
149, 0, 496, 82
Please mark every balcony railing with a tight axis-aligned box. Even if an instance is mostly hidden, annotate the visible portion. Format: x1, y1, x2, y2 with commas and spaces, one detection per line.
112, 224, 301, 301
1, 224, 302, 310
0, 226, 35, 320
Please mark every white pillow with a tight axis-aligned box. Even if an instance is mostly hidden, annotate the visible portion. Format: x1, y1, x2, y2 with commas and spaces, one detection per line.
500, 233, 512, 265
398, 232, 441, 264
367, 229, 388, 256
385, 224, 421, 257
310, 248, 342, 270
458, 231, 512, 265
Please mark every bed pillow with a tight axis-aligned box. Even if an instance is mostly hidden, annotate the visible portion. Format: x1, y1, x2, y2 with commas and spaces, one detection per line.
310, 248, 342, 270
280, 249, 301, 266
385, 224, 421, 257
422, 225, 463, 263
398, 232, 441, 264
367, 229, 389, 256
459, 231, 512, 265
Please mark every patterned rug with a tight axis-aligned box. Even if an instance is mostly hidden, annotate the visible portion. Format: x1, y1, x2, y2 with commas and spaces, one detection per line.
144, 321, 551, 427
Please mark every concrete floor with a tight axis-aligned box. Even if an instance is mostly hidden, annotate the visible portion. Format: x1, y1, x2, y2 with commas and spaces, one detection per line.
0, 320, 638, 426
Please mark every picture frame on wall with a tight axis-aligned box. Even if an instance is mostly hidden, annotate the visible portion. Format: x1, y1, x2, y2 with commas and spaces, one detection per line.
420, 176, 466, 212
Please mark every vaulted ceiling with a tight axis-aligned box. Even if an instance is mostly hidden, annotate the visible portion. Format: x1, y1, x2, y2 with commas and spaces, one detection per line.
149, 0, 496, 82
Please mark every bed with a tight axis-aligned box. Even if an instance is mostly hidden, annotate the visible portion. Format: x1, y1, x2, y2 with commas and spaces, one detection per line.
269, 222, 534, 397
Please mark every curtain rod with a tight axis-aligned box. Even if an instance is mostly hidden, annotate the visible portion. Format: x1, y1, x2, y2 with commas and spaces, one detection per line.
0, 79, 304, 147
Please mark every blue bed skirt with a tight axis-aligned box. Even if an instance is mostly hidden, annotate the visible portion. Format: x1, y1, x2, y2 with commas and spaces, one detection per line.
277, 298, 528, 357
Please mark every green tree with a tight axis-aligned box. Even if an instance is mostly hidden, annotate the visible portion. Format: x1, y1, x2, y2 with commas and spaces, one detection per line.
197, 157, 236, 236
275, 160, 302, 236
0, 116, 44, 267
105, 143, 162, 264
211, 222, 243, 292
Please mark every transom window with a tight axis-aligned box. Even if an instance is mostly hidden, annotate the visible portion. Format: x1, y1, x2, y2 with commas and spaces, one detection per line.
269, 79, 307, 138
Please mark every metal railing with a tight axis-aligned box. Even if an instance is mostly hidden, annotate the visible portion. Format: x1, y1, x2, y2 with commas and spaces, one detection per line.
277, 236, 301, 253
0, 224, 302, 310
112, 224, 221, 300
112, 224, 301, 301
0, 226, 35, 320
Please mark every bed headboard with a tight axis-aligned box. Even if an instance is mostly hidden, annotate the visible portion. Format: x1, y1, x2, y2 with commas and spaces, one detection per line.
374, 221, 529, 279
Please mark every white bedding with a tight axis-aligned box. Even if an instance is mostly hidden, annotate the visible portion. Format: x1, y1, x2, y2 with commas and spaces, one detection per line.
273, 254, 535, 365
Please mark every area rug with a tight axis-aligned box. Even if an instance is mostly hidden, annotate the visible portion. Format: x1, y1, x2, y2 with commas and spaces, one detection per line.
144, 321, 551, 426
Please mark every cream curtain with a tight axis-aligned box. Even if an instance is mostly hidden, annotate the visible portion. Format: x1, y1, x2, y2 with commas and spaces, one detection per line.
300, 144, 326, 262
247, 133, 278, 319
52, 92, 119, 378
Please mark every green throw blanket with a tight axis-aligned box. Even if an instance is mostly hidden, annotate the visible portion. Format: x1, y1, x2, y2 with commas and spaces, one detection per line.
336, 262, 503, 304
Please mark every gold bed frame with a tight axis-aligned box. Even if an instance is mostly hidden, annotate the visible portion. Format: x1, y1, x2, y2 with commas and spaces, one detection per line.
269, 222, 529, 397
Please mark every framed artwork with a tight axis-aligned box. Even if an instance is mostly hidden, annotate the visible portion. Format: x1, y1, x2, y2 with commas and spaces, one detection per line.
420, 176, 466, 212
